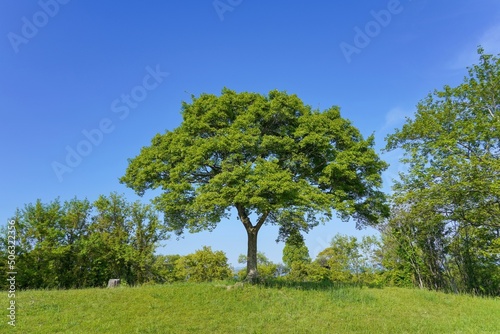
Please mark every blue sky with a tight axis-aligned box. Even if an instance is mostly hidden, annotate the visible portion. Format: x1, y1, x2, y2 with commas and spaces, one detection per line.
2, 0, 500, 266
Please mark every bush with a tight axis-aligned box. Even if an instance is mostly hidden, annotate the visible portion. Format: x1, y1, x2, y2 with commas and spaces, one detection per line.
237, 252, 281, 282
151, 254, 181, 283
174, 246, 232, 282
286, 262, 329, 282
238, 264, 278, 281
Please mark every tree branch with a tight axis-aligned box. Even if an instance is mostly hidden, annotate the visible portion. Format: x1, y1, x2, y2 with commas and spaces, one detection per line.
236, 204, 253, 230
255, 211, 269, 231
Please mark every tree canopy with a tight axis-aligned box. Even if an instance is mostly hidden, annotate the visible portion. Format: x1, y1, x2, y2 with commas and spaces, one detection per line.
121, 88, 388, 281
384, 48, 500, 295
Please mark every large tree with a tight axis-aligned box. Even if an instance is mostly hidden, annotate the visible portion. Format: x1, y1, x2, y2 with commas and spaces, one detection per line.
120, 89, 388, 281
385, 48, 500, 295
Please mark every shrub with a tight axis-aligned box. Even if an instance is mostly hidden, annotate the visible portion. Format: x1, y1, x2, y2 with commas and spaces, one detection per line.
174, 246, 232, 282
286, 262, 329, 282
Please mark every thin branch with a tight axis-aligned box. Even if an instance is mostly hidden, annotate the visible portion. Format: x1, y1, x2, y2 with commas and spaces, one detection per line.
255, 211, 269, 231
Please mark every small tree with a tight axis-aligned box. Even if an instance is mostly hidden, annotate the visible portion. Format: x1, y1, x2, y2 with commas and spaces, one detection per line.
316, 235, 359, 283
282, 228, 311, 268
315, 234, 382, 284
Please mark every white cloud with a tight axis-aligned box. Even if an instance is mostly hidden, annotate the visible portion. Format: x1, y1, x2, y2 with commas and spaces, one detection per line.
479, 24, 500, 54
449, 23, 500, 70
380, 107, 413, 134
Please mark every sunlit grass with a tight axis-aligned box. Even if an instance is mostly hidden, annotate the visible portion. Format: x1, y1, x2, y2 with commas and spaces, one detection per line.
2, 282, 499, 333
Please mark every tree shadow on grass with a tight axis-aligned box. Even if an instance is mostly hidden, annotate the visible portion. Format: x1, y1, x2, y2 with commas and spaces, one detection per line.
259, 279, 369, 291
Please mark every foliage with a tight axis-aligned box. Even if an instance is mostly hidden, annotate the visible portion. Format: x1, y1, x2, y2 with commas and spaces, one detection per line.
237, 252, 279, 281
377, 222, 415, 288
151, 254, 181, 283
175, 246, 232, 282
0, 193, 165, 289
285, 261, 330, 282
282, 228, 311, 268
315, 234, 383, 285
238, 251, 275, 267
384, 48, 500, 296
121, 88, 388, 281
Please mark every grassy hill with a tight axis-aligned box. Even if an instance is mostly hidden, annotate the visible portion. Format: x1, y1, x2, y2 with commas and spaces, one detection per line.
3, 282, 500, 333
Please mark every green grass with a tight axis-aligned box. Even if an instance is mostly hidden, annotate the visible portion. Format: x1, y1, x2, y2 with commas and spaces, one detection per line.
2, 282, 500, 333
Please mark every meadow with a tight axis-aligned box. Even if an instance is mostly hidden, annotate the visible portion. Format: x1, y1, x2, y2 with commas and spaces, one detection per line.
3, 282, 499, 333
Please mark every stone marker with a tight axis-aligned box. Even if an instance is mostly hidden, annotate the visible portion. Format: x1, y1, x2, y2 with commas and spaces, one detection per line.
107, 279, 121, 288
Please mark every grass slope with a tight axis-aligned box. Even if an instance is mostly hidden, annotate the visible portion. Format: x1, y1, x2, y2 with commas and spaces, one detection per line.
3, 283, 499, 333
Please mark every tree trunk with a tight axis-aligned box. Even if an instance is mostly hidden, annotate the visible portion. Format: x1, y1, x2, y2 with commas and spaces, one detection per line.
235, 204, 268, 284
246, 227, 259, 283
